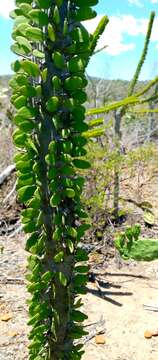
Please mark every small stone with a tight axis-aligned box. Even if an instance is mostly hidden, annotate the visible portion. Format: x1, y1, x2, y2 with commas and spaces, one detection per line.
0, 313, 12, 321
7, 331, 18, 338
151, 329, 158, 336
144, 330, 152, 339
95, 334, 106, 344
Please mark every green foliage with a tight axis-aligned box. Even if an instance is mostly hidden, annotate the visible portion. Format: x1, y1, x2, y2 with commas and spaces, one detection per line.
81, 130, 158, 243
10, 0, 106, 359
82, 128, 124, 225
126, 143, 158, 203
127, 143, 158, 169
115, 224, 158, 261
84, 11, 158, 225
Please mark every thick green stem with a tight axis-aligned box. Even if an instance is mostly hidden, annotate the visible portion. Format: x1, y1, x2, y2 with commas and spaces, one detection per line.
10, 0, 98, 358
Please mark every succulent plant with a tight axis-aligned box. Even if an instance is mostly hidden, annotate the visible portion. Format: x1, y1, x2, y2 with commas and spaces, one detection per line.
10, 1, 108, 358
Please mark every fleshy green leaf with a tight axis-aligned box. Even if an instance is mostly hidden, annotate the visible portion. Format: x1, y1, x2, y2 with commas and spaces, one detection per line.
74, 7, 97, 21
46, 96, 59, 112
19, 3, 32, 15
52, 51, 65, 69
48, 24, 56, 41
36, 0, 52, 9
68, 56, 85, 73
41, 271, 52, 282
71, 25, 89, 43
21, 60, 40, 77
75, 248, 88, 261
52, 76, 61, 90
75, 265, 89, 273
25, 232, 39, 251
58, 272, 67, 287
26, 27, 44, 42
13, 129, 27, 147
17, 106, 37, 119
54, 251, 64, 263
67, 227, 77, 238
71, 310, 88, 322
77, 224, 91, 240
74, 274, 88, 286
53, 6, 60, 25
73, 159, 90, 169
18, 185, 36, 203
33, 49, 45, 58
53, 227, 62, 241
16, 36, 32, 52
16, 159, 32, 172
64, 188, 75, 198
11, 42, 31, 56
23, 220, 37, 233
28, 9, 49, 26
75, 0, 98, 5
18, 120, 35, 132
64, 76, 83, 91
50, 193, 61, 207
13, 95, 27, 109
66, 239, 74, 253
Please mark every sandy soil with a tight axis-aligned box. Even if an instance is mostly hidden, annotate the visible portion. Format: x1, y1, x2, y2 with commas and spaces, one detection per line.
1, 234, 158, 360
83, 260, 158, 360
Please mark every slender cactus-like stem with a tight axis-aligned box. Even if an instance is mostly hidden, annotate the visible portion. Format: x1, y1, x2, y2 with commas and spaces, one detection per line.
113, 109, 122, 219
128, 11, 155, 97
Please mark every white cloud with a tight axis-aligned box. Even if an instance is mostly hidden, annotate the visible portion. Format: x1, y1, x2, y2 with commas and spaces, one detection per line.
128, 0, 143, 7
0, 1, 14, 19
1, 2, 158, 57
84, 14, 158, 56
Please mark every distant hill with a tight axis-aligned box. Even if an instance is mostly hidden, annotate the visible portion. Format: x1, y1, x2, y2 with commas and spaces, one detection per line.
86, 77, 148, 108
0, 75, 11, 88
0, 74, 150, 115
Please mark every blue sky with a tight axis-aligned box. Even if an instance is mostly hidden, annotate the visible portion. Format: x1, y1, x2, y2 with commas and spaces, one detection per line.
0, 0, 158, 80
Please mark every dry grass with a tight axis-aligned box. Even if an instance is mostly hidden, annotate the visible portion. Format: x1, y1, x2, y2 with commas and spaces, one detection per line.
0, 126, 15, 173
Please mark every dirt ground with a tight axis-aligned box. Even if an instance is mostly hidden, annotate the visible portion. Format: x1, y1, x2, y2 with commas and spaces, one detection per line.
1, 234, 158, 360
1, 137, 158, 360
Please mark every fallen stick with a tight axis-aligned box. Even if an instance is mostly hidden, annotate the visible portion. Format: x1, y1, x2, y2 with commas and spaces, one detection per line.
0, 277, 25, 285
82, 323, 106, 344
0, 164, 15, 186
143, 304, 158, 311
3, 181, 17, 203
83, 327, 105, 344
8, 223, 22, 238
76, 316, 106, 345
84, 316, 105, 329
0, 219, 21, 236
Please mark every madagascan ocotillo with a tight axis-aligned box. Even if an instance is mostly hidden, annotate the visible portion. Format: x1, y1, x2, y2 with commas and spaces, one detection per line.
10, 0, 108, 358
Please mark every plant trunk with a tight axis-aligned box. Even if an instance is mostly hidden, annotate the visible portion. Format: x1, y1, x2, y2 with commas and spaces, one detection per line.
113, 109, 122, 219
